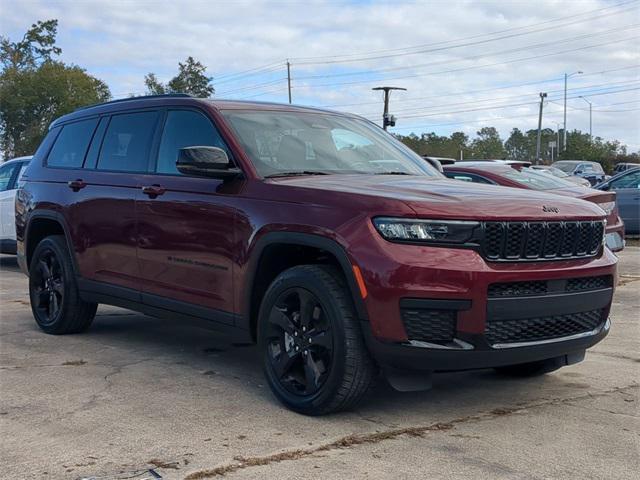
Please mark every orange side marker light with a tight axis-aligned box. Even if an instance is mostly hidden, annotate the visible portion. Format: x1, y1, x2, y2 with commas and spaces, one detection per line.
352, 265, 368, 299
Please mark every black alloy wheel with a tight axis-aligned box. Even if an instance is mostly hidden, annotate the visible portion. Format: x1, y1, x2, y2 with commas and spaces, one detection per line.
265, 287, 334, 396
30, 247, 65, 326
29, 235, 97, 334
259, 265, 375, 415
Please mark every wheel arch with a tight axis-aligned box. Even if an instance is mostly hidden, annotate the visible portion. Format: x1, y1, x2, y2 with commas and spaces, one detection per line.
25, 211, 78, 274
244, 232, 369, 341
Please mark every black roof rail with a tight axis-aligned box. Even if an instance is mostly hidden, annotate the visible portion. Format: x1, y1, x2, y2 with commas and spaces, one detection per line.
75, 93, 194, 112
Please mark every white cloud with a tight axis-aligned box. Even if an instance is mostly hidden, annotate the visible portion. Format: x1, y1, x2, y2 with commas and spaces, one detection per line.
1, 0, 638, 149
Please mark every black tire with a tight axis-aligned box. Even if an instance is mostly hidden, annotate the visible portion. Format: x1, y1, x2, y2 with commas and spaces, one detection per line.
258, 265, 376, 415
29, 235, 97, 334
495, 357, 565, 377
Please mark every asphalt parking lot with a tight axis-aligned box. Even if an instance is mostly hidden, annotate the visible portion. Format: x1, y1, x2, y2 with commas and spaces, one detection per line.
1, 249, 638, 480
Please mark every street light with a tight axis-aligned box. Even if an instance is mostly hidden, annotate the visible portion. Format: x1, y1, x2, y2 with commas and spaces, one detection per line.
563, 71, 583, 151
579, 96, 593, 140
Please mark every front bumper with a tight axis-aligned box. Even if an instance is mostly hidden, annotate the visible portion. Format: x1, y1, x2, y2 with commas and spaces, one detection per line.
363, 318, 609, 372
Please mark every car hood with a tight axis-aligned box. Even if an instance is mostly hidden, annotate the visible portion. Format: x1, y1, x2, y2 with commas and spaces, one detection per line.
269, 175, 606, 220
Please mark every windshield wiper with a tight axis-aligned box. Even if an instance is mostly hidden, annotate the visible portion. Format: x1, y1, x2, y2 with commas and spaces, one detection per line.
265, 171, 331, 178
374, 171, 414, 175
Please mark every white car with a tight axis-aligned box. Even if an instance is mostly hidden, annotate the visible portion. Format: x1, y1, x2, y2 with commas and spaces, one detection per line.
0, 156, 31, 254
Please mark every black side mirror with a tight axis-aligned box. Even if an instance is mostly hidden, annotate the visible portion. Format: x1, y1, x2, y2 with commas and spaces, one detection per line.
177, 146, 242, 179
599, 183, 610, 191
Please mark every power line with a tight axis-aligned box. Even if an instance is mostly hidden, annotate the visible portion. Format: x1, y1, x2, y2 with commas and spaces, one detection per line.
293, 23, 639, 81
290, 0, 639, 64
379, 86, 640, 121
318, 65, 640, 108
352, 79, 640, 117
293, 35, 639, 89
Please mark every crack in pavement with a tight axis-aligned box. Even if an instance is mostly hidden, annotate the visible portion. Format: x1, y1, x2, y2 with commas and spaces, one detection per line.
183, 383, 639, 480
589, 351, 640, 363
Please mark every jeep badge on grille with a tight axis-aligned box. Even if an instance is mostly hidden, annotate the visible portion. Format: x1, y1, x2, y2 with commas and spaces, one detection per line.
542, 205, 560, 213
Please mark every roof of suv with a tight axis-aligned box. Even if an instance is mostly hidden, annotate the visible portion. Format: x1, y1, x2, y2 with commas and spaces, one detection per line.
51, 94, 349, 129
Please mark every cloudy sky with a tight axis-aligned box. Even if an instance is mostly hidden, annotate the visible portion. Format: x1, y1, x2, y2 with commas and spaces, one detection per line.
2, 0, 639, 151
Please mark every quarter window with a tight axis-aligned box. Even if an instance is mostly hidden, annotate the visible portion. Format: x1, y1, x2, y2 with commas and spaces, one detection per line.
0, 163, 17, 191
98, 112, 159, 172
47, 118, 98, 168
157, 110, 229, 174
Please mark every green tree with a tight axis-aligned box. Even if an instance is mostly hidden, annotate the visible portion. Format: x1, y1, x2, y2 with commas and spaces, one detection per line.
145, 56, 214, 97
470, 127, 505, 159
0, 20, 111, 159
1, 19, 61, 70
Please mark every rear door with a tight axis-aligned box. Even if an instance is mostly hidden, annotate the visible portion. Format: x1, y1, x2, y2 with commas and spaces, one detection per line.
67, 111, 160, 294
135, 109, 238, 321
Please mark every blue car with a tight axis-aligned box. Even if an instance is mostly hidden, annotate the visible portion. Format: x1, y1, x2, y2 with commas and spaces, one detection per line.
596, 167, 640, 235
552, 160, 606, 186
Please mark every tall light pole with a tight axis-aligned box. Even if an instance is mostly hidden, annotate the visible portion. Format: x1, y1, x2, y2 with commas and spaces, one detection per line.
372, 86, 407, 130
563, 71, 583, 151
536, 92, 548, 163
580, 96, 593, 140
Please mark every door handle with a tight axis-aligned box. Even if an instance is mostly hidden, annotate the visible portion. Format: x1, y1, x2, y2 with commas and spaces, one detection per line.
68, 179, 86, 191
141, 184, 166, 198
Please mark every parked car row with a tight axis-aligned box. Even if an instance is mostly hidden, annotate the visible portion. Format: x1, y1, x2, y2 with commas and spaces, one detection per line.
442, 162, 626, 251
3, 94, 629, 414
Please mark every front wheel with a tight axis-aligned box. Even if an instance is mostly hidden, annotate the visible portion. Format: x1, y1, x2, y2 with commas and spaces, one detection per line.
29, 235, 97, 334
258, 265, 376, 415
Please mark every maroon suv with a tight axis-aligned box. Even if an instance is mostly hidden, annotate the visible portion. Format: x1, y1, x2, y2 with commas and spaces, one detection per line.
16, 95, 617, 415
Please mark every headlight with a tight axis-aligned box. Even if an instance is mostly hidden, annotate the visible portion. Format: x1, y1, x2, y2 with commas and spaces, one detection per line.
598, 201, 616, 215
373, 217, 480, 244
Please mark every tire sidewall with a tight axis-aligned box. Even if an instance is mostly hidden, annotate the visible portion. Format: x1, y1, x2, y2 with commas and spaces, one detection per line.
258, 267, 352, 414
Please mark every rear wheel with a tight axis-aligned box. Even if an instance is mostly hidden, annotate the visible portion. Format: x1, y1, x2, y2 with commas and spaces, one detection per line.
29, 235, 97, 334
258, 265, 375, 415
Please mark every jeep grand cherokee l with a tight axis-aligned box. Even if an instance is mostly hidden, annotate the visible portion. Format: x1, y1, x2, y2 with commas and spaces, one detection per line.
16, 94, 617, 415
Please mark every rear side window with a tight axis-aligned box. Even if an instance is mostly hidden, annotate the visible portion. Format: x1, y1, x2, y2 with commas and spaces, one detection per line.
46, 118, 98, 168
0, 163, 17, 191
98, 112, 159, 172
156, 110, 229, 175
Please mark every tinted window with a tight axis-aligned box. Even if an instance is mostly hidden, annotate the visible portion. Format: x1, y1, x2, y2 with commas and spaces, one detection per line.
0, 163, 17, 191
444, 171, 494, 184
47, 118, 98, 168
15, 162, 29, 189
157, 110, 229, 174
502, 169, 573, 190
98, 112, 159, 172
611, 170, 640, 189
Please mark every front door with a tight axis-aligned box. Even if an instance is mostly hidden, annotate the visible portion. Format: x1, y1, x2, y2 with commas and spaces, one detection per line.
136, 109, 238, 321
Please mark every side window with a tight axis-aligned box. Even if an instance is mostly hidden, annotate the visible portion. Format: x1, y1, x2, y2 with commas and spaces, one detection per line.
46, 118, 98, 168
156, 110, 229, 175
15, 163, 29, 189
98, 111, 159, 172
611, 171, 640, 189
0, 163, 17, 191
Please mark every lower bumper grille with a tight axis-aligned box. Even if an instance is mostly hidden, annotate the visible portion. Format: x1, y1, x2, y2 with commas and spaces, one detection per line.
401, 308, 456, 343
485, 309, 606, 346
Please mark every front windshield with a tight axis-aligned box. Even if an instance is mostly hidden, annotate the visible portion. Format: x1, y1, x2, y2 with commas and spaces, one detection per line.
552, 162, 577, 173
503, 169, 576, 190
221, 110, 439, 177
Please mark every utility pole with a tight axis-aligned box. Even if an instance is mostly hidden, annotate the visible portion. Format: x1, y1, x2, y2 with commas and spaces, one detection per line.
563, 70, 583, 151
286, 61, 292, 104
580, 96, 593, 140
536, 92, 547, 163
372, 86, 406, 130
